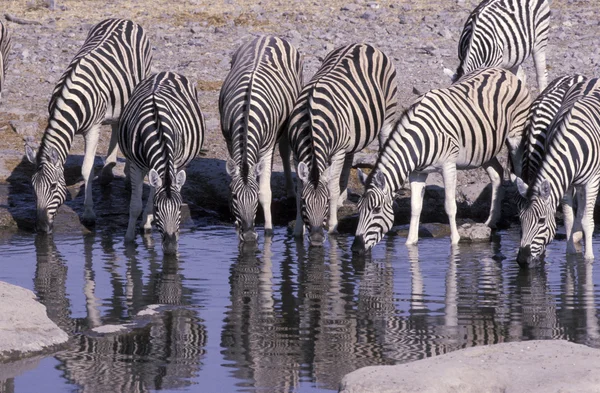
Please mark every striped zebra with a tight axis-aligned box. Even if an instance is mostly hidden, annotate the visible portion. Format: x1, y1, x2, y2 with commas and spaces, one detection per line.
119, 72, 204, 255
288, 43, 398, 246
450, 0, 550, 90
352, 68, 531, 253
521, 75, 588, 185
515, 78, 600, 266
219, 36, 303, 242
25, 18, 152, 233
0, 20, 11, 99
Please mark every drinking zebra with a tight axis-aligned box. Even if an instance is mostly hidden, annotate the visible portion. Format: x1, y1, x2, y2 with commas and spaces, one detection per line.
352, 68, 531, 253
450, 0, 550, 90
516, 78, 600, 266
25, 19, 152, 233
119, 71, 205, 255
521, 75, 587, 185
0, 20, 11, 99
219, 36, 303, 242
288, 43, 398, 246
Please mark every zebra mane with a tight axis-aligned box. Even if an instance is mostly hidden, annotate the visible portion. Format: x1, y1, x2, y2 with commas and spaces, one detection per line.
307, 82, 320, 185
240, 66, 256, 181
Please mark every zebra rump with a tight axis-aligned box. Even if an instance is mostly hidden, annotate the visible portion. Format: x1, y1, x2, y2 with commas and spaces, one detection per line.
119, 71, 205, 254
0, 20, 11, 99
454, 0, 550, 90
288, 43, 398, 246
516, 78, 600, 266
219, 35, 303, 242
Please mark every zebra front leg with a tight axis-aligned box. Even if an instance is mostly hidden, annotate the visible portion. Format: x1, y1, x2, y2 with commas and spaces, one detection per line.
141, 183, 155, 233
532, 46, 548, 91
580, 179, 599, 260
562, 187, 577, 254
442, 162, 460, 245
258, 153, 274, 236
326, 154, 345, 234
483, 157, 504, 228
82, 125, 101, 224
293, 164, 305, 238
125, 164, 146, 242
278, 134, 295, 198
407, 172, 428, 245
337, 153, 354, 206
572, 189, 584, 244
100, 123, 120, 185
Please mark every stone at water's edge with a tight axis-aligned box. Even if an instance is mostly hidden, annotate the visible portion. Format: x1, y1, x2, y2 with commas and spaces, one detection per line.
339, 340, 600, 393
0, 281, 69, 361
458, 222, 492, 242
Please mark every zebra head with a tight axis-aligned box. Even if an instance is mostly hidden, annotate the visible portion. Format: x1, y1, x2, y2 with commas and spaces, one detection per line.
226, 158, 263, 242
26, 145, 67, 234
297, 161, 330, 247
148, 168, 186, 255
515, 177, 556, 267
352, 169, 394, 253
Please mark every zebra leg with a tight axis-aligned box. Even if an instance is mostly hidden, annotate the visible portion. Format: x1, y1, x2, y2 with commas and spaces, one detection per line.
125, 164, 145, 242
378, 120, 394, 152
100, 123, 119, 186
326, 153, 346, 234
483, 157, 504, 228
572, 189, 584, 244
442, 162, 460, 245
81, 125, 101, 224
337, 153, 354, 206
580, 179, 599, 260
563, 187, 578, 254
278, 134, 295, 199
293, 162, 305, 238
259, 152, 274, 236
141, 183, 155, 233
532, 46, 548, 91
407, 172, 428, 245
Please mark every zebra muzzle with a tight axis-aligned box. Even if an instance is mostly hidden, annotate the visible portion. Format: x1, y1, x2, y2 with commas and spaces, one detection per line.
516, 245, 532, 267
162, 233, 179, 255
351, 235, 367, 254
309, 226, 325, 247
240, 230, 258, 242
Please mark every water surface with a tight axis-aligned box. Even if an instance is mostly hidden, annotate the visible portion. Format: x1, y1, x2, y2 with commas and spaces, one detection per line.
0, 226, 599, 392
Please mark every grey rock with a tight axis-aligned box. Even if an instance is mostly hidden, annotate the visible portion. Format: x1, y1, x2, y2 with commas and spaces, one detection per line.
360, 11, 378, 21
0, 281, 69, 361
341, 4, 360, 12
340, 340, 600, 393
392, 223, 451, 239
458, 222, 491, 242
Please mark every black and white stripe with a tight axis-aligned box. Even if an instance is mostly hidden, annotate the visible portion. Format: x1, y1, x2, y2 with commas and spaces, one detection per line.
26, 18, 152, 232
219, 36, 303, 242
0, 20, 11, 100
352, 68, 531, 252
515, 78, 600, 266
288, 43, 398, 246
452, 0, 550, 90
119, 71, 205, 255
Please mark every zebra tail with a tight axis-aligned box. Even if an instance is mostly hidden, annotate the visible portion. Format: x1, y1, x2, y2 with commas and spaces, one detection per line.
152, 94, 175, 190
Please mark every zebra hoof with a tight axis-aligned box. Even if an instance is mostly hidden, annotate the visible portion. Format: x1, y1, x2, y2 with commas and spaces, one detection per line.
81, 216, 96, 227
264, 228, 274, 237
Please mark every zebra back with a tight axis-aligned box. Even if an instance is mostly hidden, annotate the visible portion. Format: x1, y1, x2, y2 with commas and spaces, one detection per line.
0, 20, 11, 98
219, 35, 303, 178
456, 0, 550, 81
371, 68, 531, 194
288, 43, 398, 183
119, 71, 205, 182
40, 18, 152, 164
522, 75, 587, 185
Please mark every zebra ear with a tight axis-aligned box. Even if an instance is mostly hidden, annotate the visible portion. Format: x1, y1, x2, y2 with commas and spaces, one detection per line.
514, 176, 528, 198
357, 168, 368, 186
226, 158, 239, 177
49, 147, 59, 166
148, 169, 162, 189
297, 162, 310, 183
373, 171, 386, 191
25, 145, 37, 165
443, 67, 457, 81
539, 178, 551, 201
254, 159, 265, 178
175, 170, 186, 191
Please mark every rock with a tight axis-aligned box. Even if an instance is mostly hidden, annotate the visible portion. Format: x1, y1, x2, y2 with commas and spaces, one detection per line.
341, 4, 360, 12
360, 11, 378, 21
0, 281, 69, 361
458, 222, 491, 242
352, 152, 377, 168
339, 340, 600, 393
393, 223, 451, 239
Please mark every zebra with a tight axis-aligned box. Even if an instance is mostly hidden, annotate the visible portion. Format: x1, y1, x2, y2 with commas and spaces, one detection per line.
288, 43, 398, 246
0, 20, 11, 100
25, 19, 152, 233
352, 68, 531, 253
219, 36, 303, 242
119, 71, 205, 255
515, 78, 600, 266
521, 75, 588, 185
448, 0, 550, 91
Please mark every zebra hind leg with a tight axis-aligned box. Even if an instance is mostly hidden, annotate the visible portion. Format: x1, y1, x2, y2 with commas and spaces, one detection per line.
293, 162, 305, 238
100, 123, 120, 186
579, 179, 599, 260
483, 157, 504, 229
563, 187, 579, 254
532, 45, 548, 91
337, 153, 354, 206
442, 163, 460, 245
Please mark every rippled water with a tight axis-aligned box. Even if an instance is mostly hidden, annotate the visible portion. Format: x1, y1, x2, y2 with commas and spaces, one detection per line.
0, 226, 599, 392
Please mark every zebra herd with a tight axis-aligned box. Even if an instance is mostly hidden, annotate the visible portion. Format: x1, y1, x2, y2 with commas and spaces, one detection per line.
0, 0, 598, 266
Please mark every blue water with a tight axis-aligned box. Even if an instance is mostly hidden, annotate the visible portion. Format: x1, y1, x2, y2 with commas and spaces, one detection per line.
0, 226, 599, 392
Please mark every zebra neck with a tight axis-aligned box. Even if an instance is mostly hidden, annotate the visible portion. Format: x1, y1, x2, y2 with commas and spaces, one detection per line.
532, 165, 569, 209
374, 128, 423, 195
38, 124, 74, 165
